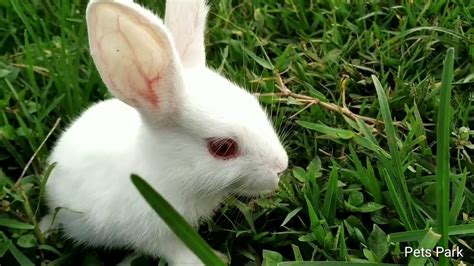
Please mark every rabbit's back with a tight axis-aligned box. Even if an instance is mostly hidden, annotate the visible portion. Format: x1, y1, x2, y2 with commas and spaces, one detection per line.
51, 99, 140, 162
46, 98, 142, 204
44, 99, 152, 247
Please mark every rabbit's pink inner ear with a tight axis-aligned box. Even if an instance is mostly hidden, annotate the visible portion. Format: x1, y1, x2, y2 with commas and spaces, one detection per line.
88, 3, 173, 109
164, 0, 208, 67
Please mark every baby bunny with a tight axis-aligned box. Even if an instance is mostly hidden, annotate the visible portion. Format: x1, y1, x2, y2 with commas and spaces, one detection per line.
42, 0, 288, 264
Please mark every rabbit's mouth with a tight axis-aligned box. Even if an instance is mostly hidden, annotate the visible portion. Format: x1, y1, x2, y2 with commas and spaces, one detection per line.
227, 173, 280, 197
236, 186, 279, 197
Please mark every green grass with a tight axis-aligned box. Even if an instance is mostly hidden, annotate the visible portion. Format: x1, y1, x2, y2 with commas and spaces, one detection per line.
1, 0, 473, 265
131, 174, 226, 265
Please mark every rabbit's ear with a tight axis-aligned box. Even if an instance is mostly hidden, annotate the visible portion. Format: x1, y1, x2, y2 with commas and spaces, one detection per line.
165, 0, 209, 68
87, 1, 183, 118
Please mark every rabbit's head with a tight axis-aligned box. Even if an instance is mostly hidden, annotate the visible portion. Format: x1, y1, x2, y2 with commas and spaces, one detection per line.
86, 0, 288, 196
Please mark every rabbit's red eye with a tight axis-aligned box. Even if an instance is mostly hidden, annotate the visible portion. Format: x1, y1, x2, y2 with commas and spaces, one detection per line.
207, 138, 239, 160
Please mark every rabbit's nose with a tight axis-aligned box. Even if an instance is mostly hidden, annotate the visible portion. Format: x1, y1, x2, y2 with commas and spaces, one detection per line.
274, 162, 288, 175
276, 157, 289, 174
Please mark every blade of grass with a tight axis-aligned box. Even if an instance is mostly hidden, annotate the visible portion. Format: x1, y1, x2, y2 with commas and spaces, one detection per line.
322, 163, 338, 225
435, 47, 454, 266
355, 118, 378, 145
291, 244, 303, 261
0, 218, 34, 230
304, 195, 326, 247
449, 170, 467, 225
349, 144, 382, 203
372, 74, 416, 231
296, 121, 355, 139
8, 243, 34, 266
130, 174, 225, 266
379, 165, 411, 232
337, 224, 349, 261
388, 223, 474, 242
365, 159, 382, 204
35, 162, 57, 216
408, 229, 441, 266
279, 262, 399, 266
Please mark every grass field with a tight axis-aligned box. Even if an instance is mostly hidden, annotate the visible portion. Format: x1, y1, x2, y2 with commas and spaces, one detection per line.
0, 0, 473, 265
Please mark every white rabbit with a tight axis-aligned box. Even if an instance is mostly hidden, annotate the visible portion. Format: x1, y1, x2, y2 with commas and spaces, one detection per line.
41, 0, 288, 264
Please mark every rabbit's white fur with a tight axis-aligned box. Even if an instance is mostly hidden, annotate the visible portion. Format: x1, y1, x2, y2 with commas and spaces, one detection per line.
42, 0, 288, 265
165, 0, 208, 67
